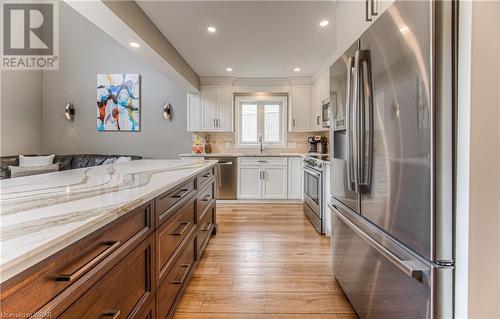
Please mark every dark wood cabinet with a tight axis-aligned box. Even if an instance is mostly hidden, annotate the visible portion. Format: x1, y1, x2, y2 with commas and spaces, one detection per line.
156, 196, 196, 284
58, 234, 155, 319
0, 200, 154, 318
156, 236, 196, 319
0, 167, 216, 319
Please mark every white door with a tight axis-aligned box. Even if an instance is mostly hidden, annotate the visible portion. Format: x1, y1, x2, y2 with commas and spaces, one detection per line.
201, 85, 218, 131
289, 85, 311, 132
216, 85, 233, 131
287, 157, 303, 200
238, 166, 263, 199
186, 94, 202, 131
263, 166, 287, 199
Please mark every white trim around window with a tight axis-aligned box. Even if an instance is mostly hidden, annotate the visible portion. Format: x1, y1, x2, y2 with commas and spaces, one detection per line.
235, 95, 288, 148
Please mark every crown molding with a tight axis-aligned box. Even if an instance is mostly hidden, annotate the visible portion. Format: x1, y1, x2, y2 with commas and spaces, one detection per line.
288, 77, 313, 85
200, 77, 236, 85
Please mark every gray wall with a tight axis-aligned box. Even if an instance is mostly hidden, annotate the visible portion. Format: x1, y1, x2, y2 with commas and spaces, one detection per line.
41, 3, 191, 158
0, 71, 43, 156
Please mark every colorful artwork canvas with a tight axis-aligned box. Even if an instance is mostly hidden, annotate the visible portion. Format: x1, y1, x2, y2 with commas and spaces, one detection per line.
97, 74, 140, 131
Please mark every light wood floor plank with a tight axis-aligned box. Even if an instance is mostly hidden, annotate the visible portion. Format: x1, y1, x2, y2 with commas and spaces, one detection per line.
174, 203, 357, 318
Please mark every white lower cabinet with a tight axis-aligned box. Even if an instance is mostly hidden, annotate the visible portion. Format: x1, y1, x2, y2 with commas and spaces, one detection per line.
238, 166, 263, 199
238, 157, 289, 200
263, 166, 287, 199
287, 157, 303, 200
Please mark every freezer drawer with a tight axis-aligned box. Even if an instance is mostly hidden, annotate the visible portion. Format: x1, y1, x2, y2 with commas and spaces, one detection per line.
331, 204, 452, 319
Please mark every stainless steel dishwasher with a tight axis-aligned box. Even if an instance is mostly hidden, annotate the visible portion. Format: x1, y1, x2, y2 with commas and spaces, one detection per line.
206, 157, 237, 199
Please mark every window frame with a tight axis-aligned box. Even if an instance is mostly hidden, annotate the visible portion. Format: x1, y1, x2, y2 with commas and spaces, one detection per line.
235, 95, 288, 148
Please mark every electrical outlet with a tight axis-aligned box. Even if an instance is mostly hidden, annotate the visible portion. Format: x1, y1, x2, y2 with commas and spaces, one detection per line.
225, 142, 230, 149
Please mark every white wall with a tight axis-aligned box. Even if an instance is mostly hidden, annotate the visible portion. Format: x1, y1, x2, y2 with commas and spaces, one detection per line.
456, 1, 500, 318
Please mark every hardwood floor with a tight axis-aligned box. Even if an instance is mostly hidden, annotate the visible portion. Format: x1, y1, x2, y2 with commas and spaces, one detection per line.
174, 203, 357, 319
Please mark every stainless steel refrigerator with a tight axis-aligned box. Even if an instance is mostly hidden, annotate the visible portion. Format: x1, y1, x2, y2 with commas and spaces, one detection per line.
329, 1, 456, 318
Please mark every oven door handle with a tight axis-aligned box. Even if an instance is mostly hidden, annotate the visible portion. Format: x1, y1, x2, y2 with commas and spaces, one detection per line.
304, 168, 321, 178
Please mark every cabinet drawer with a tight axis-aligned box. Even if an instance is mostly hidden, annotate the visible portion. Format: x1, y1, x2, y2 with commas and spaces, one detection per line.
156, 236, 196, 319
156, 197, 196, 283
1, 201, 154, 317
59, 234, 155, 319
197, 166, 215, 189
196, 181, 215, 221
239, 157, 287, 166
197, 202, 215, 257
156, 178, 196, 224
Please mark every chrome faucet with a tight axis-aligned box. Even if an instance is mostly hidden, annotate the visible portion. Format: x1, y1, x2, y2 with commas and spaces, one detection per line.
258, 134, 264, 153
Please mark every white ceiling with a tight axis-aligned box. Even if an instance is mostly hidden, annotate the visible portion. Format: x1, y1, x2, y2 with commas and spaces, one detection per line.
136, 1, 337, 78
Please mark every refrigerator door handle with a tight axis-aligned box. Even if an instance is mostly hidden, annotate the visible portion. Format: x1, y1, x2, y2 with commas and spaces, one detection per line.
352, 51, 362, 193
345, 56, 357, 192
331, 204, 427, 280
357, 49, 374, 194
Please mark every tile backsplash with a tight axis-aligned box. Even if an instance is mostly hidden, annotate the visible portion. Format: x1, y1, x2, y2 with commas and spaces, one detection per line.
191, 131, 328, 154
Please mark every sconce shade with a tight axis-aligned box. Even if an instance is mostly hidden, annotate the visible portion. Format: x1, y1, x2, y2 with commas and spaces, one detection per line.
65, 102, 75, 121
163, 102, 172, 121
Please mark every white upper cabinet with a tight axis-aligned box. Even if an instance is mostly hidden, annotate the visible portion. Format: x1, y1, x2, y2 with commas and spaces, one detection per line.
336, 0, 395, 53
187, 84, 233, 132
289, 84, 311, 132
310, 70, 330, 131
186, 93, 202, 131
310, 82, 322, 131
201, 85, 218, 131
216, 84, 233, 131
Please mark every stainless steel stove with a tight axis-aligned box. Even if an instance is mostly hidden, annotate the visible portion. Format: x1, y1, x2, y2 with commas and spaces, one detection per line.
303, 155, 329, 234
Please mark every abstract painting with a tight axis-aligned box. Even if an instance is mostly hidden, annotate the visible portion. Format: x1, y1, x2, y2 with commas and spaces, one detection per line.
96, 74, 140, 131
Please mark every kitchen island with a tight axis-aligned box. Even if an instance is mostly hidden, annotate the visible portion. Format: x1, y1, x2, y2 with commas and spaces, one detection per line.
0, 159, 218, 319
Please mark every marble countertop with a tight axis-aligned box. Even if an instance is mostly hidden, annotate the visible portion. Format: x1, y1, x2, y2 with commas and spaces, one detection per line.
0, 159, 217, 283
179, 152, 308, 158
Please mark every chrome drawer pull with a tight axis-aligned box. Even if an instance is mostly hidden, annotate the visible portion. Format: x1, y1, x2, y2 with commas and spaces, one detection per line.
171, 222, 190, 236
103, 310, 121, 319
201, 223, 211, 232
171, 264, 191, 284
56, 241, 121, 282
173, 188, 190, 198
202, 194, 212, 202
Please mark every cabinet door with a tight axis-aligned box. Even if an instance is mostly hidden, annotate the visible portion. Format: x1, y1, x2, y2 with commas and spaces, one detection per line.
187, 94, 201, 132
336, 0, 370, 53
201, 85, 218, 131
319, 70, 330, 102
287, 157, 303, 200
263, 166, 287, 199
310, 82, 322, 131
216, 85, 233, 132
289, 85, 311, 132
238, 166, 263, 199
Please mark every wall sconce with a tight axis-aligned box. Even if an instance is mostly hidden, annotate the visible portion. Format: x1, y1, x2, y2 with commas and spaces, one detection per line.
64, 102, 75, 121
162, 101, 172, 121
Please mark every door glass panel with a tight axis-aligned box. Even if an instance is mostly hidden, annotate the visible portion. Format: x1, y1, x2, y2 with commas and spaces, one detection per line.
241, 104, 258, 142
264, 104, 280, 143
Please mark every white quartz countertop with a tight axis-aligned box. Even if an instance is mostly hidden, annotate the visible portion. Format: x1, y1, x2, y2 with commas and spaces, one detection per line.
179, 152, 307, 158
0, 159, 217, 283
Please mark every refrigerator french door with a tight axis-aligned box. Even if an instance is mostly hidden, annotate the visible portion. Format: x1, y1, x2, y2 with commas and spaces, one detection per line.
329, 1, 455, 318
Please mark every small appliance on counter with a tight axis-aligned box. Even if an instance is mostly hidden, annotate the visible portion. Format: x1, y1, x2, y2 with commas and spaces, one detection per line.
308, 136, 328, 154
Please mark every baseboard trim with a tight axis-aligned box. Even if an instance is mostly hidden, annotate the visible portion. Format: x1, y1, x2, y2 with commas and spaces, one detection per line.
217, 199, 303, 204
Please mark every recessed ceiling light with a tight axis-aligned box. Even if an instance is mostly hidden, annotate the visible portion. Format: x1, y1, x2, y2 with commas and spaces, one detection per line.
226, 67, 233, 72
129, 42, 140, 48
294, 67, 301, 72
319, 20, 329, 27
207, 26, 217, 33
